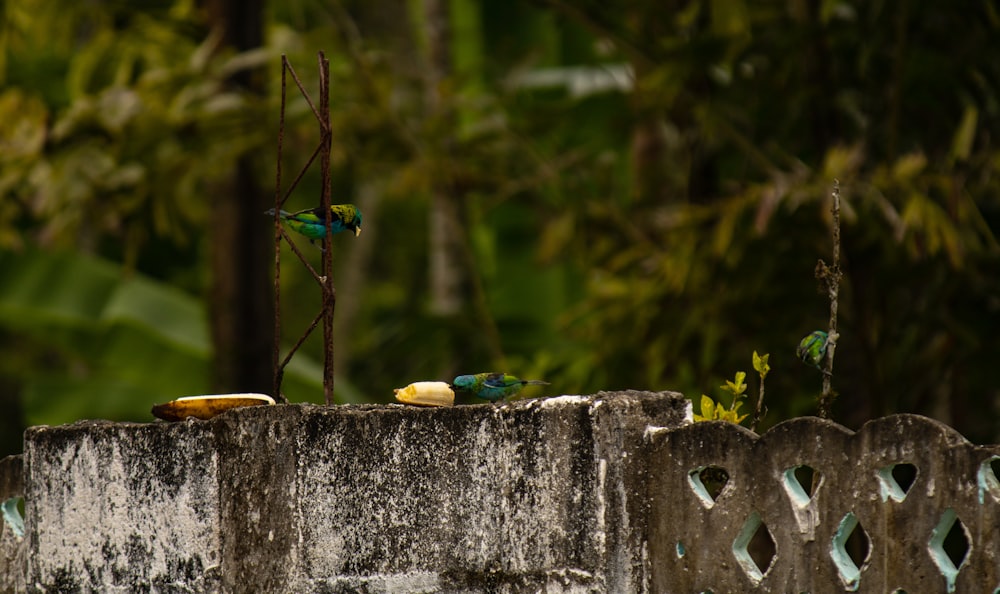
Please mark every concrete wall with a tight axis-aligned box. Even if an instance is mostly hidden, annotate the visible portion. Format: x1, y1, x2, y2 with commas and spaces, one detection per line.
3, 392, 999, 593
1, 391, 688, 593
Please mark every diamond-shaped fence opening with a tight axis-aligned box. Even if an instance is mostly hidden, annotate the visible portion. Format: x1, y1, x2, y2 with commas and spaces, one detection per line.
831, 512, 870, 592
782, 465, 821, 506
688, 466, 730, 508
978, 456, 1000, 503
928, 508, 971, 593
732, 511, 776, 584
877, 463, 918, 502
845, 521, 871, 571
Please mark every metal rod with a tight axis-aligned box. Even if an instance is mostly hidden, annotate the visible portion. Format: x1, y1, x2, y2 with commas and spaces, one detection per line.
280, 141, 323, 206
271, 55, 288, 403
279, 309, 325, 371
317, 52, 336, 406
284, 56, 323, 123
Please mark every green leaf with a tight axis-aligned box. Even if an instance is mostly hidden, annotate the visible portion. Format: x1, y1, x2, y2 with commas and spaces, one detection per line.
892, 152, 927, 181
723, 371, 747, 396
752, 351, 770, 378
701, 394, 716, 418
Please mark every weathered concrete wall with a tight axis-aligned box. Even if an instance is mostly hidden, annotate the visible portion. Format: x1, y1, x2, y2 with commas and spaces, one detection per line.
0, 390, 688, 593
5, 394, 999, 593
648, 415, 1000, 593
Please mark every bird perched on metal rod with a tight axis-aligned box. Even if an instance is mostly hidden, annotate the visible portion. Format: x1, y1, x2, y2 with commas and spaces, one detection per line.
797, 330, 831, 372
452, 372, 549, 403
266, 204, 362, 246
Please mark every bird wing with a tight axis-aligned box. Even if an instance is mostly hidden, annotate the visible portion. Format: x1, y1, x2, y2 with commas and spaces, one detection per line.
284, 209, 322, 224
483, 374, 520, 389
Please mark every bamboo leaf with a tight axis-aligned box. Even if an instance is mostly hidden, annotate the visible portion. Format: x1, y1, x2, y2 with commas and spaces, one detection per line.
949, 106, 978, 163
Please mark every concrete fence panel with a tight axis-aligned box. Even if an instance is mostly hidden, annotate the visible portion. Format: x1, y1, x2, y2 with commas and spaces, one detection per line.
647, 414, 1000, 593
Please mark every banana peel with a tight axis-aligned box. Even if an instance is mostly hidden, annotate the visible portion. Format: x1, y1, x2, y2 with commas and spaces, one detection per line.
393, 381, 455, 407
151, 393, 275, 421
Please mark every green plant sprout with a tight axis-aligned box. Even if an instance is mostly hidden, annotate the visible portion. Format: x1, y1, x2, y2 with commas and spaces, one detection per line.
693, 370, 748, 424
750, 351, 770, 431
695, 351, 771, 430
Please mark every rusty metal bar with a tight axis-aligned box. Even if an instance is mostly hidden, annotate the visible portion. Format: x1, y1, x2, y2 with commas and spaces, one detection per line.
317, 52, 335, 406
271, 53, 338, 405
271, 55, 288, 403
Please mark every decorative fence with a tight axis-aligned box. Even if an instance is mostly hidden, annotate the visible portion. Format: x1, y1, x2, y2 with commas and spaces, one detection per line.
1, 392, 998, 593
648, 414, 1000, 593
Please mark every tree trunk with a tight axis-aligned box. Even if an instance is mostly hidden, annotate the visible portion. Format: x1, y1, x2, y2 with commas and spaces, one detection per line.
203, 0, 274, 395
424, 0, 465, 318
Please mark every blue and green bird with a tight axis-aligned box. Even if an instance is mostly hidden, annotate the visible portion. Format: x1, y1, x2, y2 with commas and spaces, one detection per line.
266, 204, 362, 246
796, 330, 829, 369
452, 372, 550, 402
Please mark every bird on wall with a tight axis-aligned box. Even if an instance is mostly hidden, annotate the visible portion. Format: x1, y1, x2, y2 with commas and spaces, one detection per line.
796, 330, 829, 369
266, 204, 362, 246
452, 372, 550, 403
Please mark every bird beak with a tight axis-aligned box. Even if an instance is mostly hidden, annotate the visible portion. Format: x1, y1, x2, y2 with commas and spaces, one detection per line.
354, 227, 362, 237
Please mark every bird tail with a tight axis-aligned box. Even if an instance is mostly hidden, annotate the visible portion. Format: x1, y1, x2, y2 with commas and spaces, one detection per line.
264, 208, 289, 218
523, 380, 550, 386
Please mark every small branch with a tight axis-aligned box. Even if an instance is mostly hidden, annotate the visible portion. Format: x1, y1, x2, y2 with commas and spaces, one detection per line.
817, 180, 842, 418
749, 351, 769, 433
750, 380, 766, 432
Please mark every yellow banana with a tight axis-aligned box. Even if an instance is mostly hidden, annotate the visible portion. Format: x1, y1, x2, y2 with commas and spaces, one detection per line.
393, 381, 455, 407
151, 393, 275, 421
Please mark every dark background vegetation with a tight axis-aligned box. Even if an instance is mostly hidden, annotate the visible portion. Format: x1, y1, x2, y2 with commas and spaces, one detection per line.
1, 0, 998, 456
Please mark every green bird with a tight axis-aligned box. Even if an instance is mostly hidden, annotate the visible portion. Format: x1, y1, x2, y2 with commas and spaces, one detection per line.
452, 372, 550, 402
265, 204, 362, 246
796, 330, 829, 369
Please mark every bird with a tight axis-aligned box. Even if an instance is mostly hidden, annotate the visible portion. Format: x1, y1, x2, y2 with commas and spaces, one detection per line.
796, 330, 829, 369
452, 372, 550, 403
265, 204, 362, 246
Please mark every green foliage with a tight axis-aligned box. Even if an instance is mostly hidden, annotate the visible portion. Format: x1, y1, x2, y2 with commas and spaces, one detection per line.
0, 248, 339, 427
694, 371, 749, 424
0, 0, 999, 447
0, 0, 272, 265
694, 351, 770, 427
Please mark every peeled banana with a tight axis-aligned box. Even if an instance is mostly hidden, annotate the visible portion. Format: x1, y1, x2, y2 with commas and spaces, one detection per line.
393, 381, 455, 407
151, 393, 275, 421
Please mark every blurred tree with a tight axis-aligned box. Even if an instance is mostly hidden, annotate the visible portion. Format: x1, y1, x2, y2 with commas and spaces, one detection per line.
1, 0, 998, 452
532, 0, 1000, 439
201, 0, 273, 395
